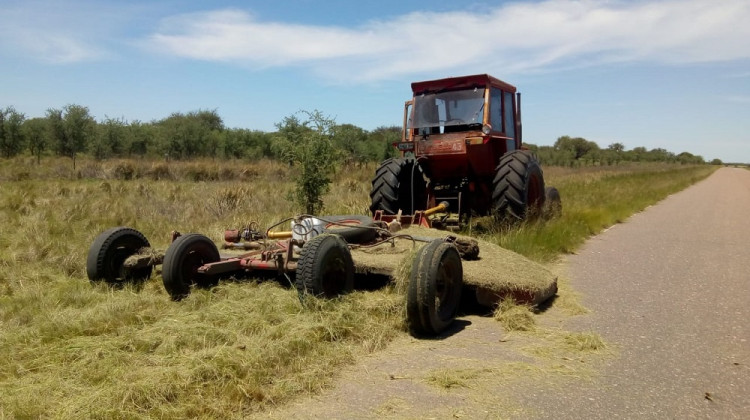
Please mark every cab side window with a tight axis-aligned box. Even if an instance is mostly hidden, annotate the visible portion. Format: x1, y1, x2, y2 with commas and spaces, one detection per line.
490, 88, 503, 133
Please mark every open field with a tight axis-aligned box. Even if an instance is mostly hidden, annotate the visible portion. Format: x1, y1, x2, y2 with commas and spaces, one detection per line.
0, 157, 716, 418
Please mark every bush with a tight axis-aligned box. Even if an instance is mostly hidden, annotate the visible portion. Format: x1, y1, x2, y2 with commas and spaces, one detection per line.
275, 110, 342, 214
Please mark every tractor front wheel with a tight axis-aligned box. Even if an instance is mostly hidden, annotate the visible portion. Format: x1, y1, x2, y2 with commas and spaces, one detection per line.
407, 240, 463, 336
162, 234, 220, 301
86, 227, 152, 285
296, 234, 354, 297
369, 157, 428, 215
492, 150, 546, 222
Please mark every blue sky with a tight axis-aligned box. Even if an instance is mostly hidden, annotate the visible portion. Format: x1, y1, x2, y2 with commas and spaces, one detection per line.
1, 0, 748, 162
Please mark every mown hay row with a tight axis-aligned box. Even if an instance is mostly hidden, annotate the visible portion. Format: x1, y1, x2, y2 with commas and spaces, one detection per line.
350, 226, 557, 307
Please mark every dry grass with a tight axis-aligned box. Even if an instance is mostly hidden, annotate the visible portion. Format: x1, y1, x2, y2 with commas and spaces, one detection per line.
425, 368, 487, 389
562, 331, 608, 352
494, 298, 537, 332
0, 158, 400, 418
0, 157, 712, 418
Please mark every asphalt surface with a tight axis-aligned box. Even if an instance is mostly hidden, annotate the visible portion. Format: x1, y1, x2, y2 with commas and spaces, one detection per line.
262, 167, 750, 419
515, 167, 750, 418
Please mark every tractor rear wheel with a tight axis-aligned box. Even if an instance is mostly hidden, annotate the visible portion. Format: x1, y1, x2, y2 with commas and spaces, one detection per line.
369, 157, 428, 215
86, 227, 152, 285
492, 150, 546, 222
162, 234, 220, 301
407, 240, 463, 336
296, 234, 354, 297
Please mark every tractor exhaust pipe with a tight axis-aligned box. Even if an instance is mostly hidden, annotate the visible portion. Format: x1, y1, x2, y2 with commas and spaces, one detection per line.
517, 92, 522, 144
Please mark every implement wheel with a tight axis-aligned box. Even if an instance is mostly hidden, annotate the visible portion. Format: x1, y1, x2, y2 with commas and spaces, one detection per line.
162, 234, 220, 301
369, 157, 428, 215
492, 150, 546, 222
407, 240, 463, 336
296, 234, 354, 297
86, 227, 152, 284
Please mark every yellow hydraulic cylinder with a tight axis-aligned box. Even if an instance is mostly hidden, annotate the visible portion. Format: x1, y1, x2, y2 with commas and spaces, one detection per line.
266, 231, 293, 239
423, 201, 450, 217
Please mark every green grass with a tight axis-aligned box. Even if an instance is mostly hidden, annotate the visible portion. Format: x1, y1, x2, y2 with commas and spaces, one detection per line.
0, 157, 717, 417
477, 164, 717, 262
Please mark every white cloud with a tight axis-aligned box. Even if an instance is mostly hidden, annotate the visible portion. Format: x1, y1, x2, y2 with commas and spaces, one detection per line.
0, 0, 140, 63
147, 0, 750, 82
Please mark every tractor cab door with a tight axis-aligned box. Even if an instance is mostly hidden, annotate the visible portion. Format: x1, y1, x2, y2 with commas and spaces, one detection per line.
489, 87, 520, 153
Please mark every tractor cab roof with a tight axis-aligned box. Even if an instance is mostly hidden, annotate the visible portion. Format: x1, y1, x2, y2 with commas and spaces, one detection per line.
411, 74, 517, 95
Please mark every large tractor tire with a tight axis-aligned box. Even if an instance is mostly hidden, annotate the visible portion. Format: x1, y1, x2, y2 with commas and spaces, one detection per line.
296, 234, 354, 297
86, 227, 152, 285
369, 157, 428, 215
162, 234, 220, 301
407, 240, 463, 336
492, 150, 546, 222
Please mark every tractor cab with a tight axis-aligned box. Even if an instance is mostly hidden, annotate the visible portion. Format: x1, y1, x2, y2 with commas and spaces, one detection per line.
398, 74, 522, 180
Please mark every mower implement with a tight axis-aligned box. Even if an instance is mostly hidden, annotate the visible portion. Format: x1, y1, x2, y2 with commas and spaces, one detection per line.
86, 205, 466, 336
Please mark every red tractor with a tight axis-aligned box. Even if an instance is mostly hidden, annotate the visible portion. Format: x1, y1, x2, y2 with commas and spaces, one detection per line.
370, 74, 559, 225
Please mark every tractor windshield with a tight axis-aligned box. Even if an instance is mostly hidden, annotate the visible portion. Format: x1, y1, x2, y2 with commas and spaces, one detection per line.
412, 88, 485, 134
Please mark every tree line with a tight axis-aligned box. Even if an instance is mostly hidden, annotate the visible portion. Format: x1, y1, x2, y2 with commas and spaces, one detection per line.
0, 105, 400, 168
529, 136, 716, 166
0, 105, 720, 167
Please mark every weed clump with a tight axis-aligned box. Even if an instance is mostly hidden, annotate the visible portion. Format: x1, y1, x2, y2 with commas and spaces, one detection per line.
562, 331, 607, 352
494, 298, 536, 332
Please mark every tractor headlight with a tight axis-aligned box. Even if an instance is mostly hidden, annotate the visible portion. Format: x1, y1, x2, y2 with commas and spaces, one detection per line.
482, 124, 492, 135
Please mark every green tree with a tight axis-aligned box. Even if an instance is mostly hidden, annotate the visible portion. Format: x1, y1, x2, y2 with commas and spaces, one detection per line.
157, 109, 223, 159
647, 148, 675, 163
0, 106, 26, 158
126, 120, 153, 157
607, 142, 625, 153
554, 135, 599, 161
369, 125, 401, 161
93, 116, 128, 159
47, 105, 95, 168
23, 117, 48, 164
677, 151, 704, 164
275, 110, 340, 214
333, 123, 369, 165
221, 129, 273, 159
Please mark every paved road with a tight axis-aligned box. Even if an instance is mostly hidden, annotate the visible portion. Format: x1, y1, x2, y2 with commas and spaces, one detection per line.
516, 167, 750, 418
263, 167, 750, 419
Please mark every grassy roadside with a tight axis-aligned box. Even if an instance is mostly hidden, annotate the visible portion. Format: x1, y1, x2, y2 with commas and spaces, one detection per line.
0, 158, 718, 418
481, 164, 717, 262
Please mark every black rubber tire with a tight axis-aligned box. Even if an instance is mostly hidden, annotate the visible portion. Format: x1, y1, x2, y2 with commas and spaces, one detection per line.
86, 227, 152, 284
162, 234, 220, 301
543, 186, 562, 219
296, 234, 354, 297
321, 215, 378, 244
492, 150, 546, 222
369, 157, 428, 215
406, 240, 463, 336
